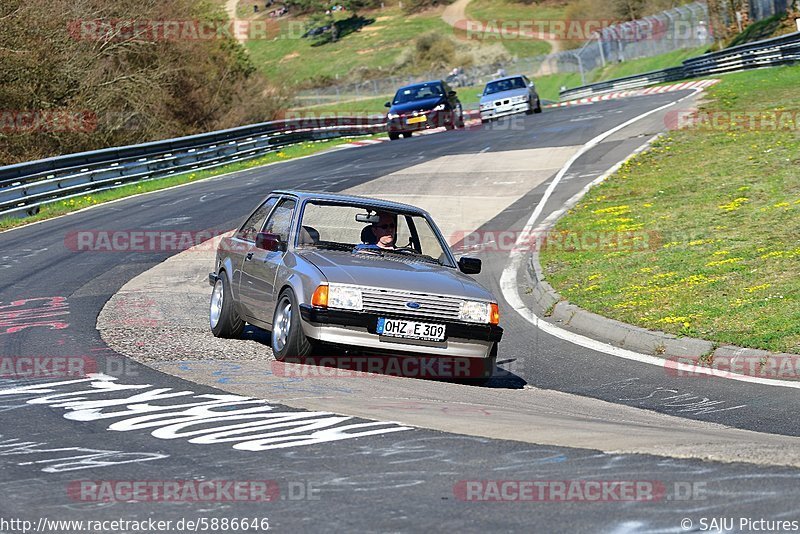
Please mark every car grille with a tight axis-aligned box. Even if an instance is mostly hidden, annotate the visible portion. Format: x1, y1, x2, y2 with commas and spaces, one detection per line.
361, 287, 462, 321
494, 99, 510, 106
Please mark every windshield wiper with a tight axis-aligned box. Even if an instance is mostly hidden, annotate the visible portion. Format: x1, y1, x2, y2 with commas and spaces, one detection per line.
309, 242, 355, 252
384, 249, 441, 265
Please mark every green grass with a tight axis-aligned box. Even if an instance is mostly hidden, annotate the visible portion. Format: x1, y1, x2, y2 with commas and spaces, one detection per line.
465, 0, 561, 57
539, 65, 800, 354
0, 135, 379, 232
245, 6, 455, 85
589, 46, 709, 81
534, 72, 584, 101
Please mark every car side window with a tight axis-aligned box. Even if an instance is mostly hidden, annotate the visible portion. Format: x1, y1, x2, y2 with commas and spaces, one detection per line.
263, 199, 297, 242
236, 197, 278, 242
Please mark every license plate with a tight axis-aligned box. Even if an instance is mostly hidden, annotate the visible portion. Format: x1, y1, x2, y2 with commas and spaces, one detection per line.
376, 318, 445, 342
406, 116, 427, 124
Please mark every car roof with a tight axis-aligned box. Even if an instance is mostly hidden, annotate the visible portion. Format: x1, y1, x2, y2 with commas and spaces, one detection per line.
270, 190, 430, 215
486, 75, 527, 83
395, 80, 444, 91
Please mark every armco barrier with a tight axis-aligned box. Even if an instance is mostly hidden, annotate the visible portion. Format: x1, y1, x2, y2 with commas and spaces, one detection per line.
560, 31, 800, 101
0, 117, 386, 219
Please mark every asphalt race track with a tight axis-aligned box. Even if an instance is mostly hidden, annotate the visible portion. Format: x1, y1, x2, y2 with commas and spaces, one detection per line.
2, 90, 800, 533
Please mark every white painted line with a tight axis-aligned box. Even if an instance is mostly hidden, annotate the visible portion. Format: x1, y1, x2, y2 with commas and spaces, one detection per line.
500, 86, 800, 390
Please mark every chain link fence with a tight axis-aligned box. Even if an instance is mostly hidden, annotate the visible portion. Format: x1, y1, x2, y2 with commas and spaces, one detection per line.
295, 0, 793, 107
749, 0, 792, 21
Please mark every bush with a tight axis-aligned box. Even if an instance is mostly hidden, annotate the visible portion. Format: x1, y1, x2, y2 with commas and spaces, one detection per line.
0, 0, 289, 165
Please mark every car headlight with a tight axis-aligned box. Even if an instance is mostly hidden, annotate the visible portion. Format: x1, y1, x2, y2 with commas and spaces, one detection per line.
480, 103, 492, 110
512, 95, 530, 103
327, 284, 363, 311
432, 104, 447, 112
459, 301, 499, 324
387, 113, 400, 120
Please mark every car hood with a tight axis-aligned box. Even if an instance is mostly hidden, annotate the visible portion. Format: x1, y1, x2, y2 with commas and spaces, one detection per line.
480, 88, 529, 103
298, 250, 495, 301
389, 97, 445, 115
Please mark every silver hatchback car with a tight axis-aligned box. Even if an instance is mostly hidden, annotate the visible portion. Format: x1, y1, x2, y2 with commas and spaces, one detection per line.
209, 191, 503, 379
479, 74, 542, 123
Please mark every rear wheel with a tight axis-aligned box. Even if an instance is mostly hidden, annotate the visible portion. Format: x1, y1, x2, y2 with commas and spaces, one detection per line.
402, 132, 412, 138
271, 288, 315, 361
210, 274, 244, 338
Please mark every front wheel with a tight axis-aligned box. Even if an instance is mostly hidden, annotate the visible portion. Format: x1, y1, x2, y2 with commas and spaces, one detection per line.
455, 108, 465, 128
271, 289, 315, 361
388, 132, 400, 141
534, 98, 543, 113
210, 274, 244, 338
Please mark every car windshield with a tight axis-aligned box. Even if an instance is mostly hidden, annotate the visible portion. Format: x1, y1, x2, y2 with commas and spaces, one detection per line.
484, 77, 527, 95
392, 83, 444, 104
297, 201, 454, 267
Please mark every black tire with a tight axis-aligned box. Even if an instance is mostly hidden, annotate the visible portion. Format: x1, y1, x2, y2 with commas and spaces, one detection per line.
388, 132, 400, 141
534, 99, 543, 113
455, 108, 465, 128
210, 273, 244, 339
402, 132, 412, 138
525, 103, 534, 115
271, 288, 315, 362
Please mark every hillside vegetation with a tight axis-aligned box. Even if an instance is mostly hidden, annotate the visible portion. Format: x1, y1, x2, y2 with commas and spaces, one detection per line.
0, 0, 287, 165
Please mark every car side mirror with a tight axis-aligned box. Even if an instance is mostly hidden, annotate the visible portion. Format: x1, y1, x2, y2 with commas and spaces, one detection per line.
384, 101, 391, 108
458, 256, 482, 274
448, 90, 457, 98
255, 232, 284, 252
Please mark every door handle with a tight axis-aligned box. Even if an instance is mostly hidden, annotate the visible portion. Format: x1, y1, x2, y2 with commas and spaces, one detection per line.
245, 252, 254, 261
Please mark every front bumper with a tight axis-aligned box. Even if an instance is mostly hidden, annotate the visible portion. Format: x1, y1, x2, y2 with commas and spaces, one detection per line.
387, 111, 452, 133
480, 102, 530, 120
299, 305, 502, 359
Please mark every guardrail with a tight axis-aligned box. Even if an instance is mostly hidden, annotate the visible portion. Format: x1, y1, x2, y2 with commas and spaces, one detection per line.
560, 31, 800, 101
0, 117, 386, 219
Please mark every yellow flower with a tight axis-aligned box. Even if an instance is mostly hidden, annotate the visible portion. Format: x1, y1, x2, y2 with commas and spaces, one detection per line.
705, 257, 742, 267
593, 205, 630, 216
745, 283, 770, 293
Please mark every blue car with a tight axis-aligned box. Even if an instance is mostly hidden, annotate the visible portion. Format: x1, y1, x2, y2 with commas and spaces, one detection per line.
385, 80, 465, 140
